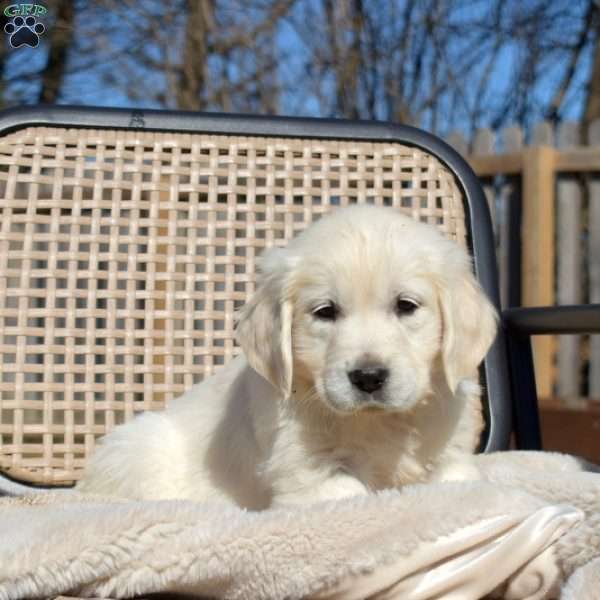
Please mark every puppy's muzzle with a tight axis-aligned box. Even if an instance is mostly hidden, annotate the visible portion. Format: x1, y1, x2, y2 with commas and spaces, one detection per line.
347, 365, 389, 394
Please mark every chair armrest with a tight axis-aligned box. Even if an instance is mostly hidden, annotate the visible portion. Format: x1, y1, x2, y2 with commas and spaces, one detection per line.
501, 303, 600, 452
503, 304, 600, 335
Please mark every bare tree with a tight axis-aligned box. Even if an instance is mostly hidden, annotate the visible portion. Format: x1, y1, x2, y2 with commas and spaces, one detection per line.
583, 4, 600, 130
176, 0, 214, 110
38, 0, 75, 103
82, 0, 294, 111
0, 0, 597, 142
0, 29, 7, 106
287, 0, 598, 138
545, 0, 598, 124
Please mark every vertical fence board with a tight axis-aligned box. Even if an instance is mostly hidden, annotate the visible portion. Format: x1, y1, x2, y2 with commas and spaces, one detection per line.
556, 122, 582, 403
473, 128, 497, 228
533, 122, 554, 146
447, 131, 468, 157
500, 126, 523, 307
588, 121, 600, 401
526, 121, 555, 400
522, 145, 556, 400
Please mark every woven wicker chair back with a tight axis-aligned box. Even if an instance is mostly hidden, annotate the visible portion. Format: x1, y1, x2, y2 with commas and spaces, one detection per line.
0, 126, 467, 485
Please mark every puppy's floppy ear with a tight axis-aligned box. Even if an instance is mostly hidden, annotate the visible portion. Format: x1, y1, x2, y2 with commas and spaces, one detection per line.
235, 247, 296, 398
438, 267, 498, 393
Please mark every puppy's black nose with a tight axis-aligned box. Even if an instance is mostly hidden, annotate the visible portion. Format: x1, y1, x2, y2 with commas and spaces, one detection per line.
348, 367, 389, 394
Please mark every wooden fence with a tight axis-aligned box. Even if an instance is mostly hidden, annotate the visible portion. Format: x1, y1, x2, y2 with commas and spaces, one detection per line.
447, 121, 600, 406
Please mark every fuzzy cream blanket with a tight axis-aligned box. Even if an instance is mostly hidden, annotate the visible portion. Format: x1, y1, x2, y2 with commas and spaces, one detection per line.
2, 451, 600, 600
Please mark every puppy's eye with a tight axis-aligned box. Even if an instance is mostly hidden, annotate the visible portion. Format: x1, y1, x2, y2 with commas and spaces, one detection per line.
395, 298, 419, 316
312, 302, 338, 321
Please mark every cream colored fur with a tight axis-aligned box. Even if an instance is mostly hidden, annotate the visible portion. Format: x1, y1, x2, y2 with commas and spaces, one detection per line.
76, 205, 498, 507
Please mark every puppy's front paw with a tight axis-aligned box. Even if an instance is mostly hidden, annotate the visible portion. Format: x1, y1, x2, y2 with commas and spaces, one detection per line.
272, 472, 368, 507
431, 458, 481, 482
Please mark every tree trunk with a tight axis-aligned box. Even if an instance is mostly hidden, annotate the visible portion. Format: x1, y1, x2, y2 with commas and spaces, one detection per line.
176, 0, 213, 110
38, 0, 75, 104
584, 19, 600, 132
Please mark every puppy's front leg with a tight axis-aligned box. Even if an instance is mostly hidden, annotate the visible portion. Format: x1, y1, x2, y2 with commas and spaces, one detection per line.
271, 471, 368, 507
430, 454, 481, 482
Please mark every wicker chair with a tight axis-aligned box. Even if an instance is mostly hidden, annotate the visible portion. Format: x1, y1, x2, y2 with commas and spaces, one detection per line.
0, 105, 595, 494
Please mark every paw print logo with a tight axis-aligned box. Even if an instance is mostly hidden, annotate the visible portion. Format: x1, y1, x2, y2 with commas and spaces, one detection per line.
4, 16, 45, 48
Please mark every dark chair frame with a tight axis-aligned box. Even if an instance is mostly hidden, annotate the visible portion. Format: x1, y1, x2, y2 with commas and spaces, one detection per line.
504, 304, 600, 449
0, 105, 599, 495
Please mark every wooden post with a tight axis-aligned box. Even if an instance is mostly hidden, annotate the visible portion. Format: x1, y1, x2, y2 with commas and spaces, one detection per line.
556, 122, 582, 404
521, 144, 556, 400
588, 120, 600, 401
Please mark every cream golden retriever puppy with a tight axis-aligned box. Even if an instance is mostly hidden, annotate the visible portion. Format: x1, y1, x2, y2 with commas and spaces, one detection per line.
77, 204, 497, 508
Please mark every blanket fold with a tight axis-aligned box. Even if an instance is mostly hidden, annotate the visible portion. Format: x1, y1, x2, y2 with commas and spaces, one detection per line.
1, 452, 599, 600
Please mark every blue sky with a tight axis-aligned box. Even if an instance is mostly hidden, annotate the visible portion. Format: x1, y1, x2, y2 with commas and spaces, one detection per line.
1, 0, 594, 141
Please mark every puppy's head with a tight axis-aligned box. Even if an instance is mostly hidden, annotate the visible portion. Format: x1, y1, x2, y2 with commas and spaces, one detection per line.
236, 205, 497, 413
